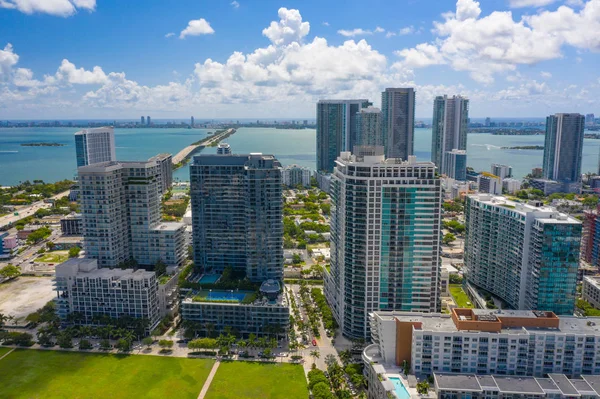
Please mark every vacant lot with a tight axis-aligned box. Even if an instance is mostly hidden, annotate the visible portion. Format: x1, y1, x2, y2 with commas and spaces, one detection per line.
0, 349, 215, 399
449, 284, 474, 308
205, 361, 309, 399
0, 277, 55, 321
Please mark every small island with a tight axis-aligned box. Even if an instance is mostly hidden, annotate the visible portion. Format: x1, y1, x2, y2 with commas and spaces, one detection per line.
501, 145, 544, 150
20, 142, 65, 147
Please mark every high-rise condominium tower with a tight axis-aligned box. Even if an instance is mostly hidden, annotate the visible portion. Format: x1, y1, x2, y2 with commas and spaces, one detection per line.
381, 88, 415, 160
444, 149, 467, 181
356, 106, 383, 147
316, 99, 371, 172
324, 148, 442, 339
78, 158, 185, 268
464, 194, 582, 315
491, 164, 513, 180
74, 127, 116, 167
190, 154, 283, 282
141, 116, 145, 125
543, 113, 585, 183
431, 95, 469, 177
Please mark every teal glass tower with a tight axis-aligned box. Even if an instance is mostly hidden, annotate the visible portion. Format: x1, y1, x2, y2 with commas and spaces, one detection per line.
316, 99, 371, 173
324, 148, 442, 339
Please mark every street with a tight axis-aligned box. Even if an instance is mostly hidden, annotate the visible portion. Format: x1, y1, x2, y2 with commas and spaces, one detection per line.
0, 190, 70, 230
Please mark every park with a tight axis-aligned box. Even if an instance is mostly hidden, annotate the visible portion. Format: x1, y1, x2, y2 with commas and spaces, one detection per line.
0, 348, 308, 399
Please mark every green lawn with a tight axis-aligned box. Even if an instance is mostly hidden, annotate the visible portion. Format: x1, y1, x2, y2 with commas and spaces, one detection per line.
36, 251, 69, 263
449, 284, 474, 308
0, 347, 13, 357
0, 349, 214, 398
205, 361, 308, 399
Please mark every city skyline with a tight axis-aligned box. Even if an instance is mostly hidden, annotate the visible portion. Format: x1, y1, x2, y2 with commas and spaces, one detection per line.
1, 1, 600, 119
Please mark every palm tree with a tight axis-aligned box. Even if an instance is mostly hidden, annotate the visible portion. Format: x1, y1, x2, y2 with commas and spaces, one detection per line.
339, 349, 352, 365
324, 354, 337, 369
310, 350, 320, 364
79, 326, 94, 339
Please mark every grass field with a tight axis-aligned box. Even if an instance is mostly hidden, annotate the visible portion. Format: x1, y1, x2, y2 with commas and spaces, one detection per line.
36, 251, 69, 264
0, 347, 13, 357
0, 349, 215, 398
449, 284, 474, 308
205, 361, 309, 399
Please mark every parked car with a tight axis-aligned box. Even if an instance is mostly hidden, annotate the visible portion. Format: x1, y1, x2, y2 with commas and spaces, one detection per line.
312, 339, 317, 346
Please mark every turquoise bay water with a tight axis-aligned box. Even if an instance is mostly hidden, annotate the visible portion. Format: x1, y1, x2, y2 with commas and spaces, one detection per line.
0, 127, 598, 185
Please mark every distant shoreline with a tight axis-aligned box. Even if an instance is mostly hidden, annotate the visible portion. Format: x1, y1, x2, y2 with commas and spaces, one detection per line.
502, 146, 544, 150
20, 143, 65, 147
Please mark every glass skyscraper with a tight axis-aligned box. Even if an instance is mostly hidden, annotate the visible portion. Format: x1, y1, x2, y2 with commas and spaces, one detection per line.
324, 148, 442, 339
74, 127, 116, 167
543, 113, 585, 183
443, 149, 467, 181
316, 99, 371, 172
464, 194, 581, 315
355, 106, 383, 147
381, 88, 415, 161
190, 153, 283, 282
431, 95, 469, 177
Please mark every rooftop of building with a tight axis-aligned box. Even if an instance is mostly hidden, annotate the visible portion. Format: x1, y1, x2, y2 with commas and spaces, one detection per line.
78, 154, 173, 173
55, 257, 155, 281
468, 194, 579, 224
584, 275, 600, 289
148, 153, 172, 161
282, 164, 311, 170
434, 373, 600, 395
191, 153, 280, 167
374, 308, 600, 335
60, 213, 82, 220
336, 152, 435, 167
317, 99, 369, 104
151, 222, 185, 232
54, 236, 83, 244
74, 126, 113, 135
359, 106, 381, 113
182, 288, 287, 307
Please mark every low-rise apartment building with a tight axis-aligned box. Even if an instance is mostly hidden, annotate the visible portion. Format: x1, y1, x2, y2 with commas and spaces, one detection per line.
366, 309, 600, 380
583, 276, 600, 309
54, 258, 162, 331
180, 280, 289, 337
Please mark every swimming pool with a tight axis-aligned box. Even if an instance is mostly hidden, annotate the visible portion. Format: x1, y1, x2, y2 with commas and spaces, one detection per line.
199, 274, 221, 284
205, 290, 247, 302
388, 377, 411, 399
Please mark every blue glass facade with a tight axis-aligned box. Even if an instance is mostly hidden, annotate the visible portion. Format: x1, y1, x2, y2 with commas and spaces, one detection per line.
75, 134, 87, 167
526, 221, 581, 315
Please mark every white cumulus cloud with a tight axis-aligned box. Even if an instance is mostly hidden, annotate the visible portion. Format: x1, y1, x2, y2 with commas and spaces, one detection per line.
508, 0, 556, 7
55, 59, 107, 85
0, 0, 96, 16
231, 1, 239, 9
165, 32, 175, 38
338, 28, 373, 37
0, 43, 19, 81
395, 0, 600, 83
179, 18, 215, 39
399, 26, 415, 35
540, 71, 552, 78
262, 8, 310, 45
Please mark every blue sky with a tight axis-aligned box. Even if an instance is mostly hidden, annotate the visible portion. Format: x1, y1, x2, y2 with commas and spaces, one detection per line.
0, 0, 599, 119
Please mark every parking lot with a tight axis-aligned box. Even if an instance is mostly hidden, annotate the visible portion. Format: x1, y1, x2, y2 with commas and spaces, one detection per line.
0, 276, 55, 321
